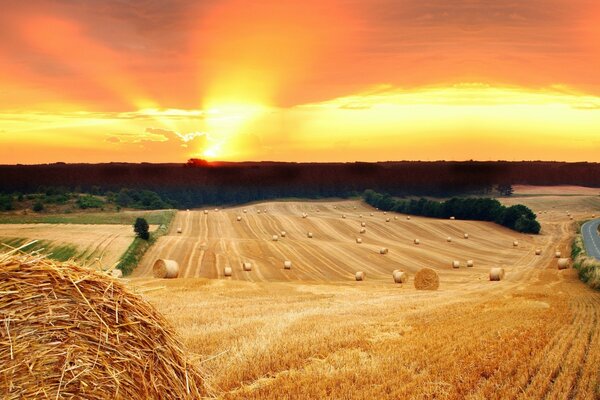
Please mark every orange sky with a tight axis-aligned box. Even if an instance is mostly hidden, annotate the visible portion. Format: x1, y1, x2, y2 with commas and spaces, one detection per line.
1, 0, 600, 163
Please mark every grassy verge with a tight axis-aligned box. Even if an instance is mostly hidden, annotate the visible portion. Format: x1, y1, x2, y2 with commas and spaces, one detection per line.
571, 232, 600, 290
116, 210, 176, 276
0, 209, 176, 225
0, 237, 78, 262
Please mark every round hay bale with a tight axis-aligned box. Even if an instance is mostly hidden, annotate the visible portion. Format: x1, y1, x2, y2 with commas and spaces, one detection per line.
513, 240, 519, 247
447, 237, 452, 243
464, 233, 469, 239
555, 251, 561, 258
379, 247, 388, 254
353, 206, 357, 210
214, 208, 219, 212
333, 205, 337, 209
414, 268, 439, 290
263, 209, 267, 213
466, 260, 474, 268
535, 249, 542, 255
356, 238, 363, 244
176, 227, 182, 234
361, 222, 366, 227
153, 259, 179, 279
257, 210, 261, 214
280, 231, 287, 237
0, 254, 204, 399
111, 269, 123, 278
186, 209, 190, 212
359, 214, 363, 218
386, 218, 391, 222
307, 232, 313, 238
406, 216, 411, 220
394, 216, 398, 220
393, 270, 408, 284
355, 271, 365, 281
383, 211, 387, 215
272, 235, 279, 241
452, 260, 460, 269
450, 216, 455, 220
557, 258, 570, 270
370, 212, 374, 216
489, 267, 505, 281
242, 262, 252, 271
342, 214, 346, 219
360, 228, 366, 234
283, 260, 292, 270
302, 213, 307, 218
236, 216, 242, 221
224, 266, 232, 276
243, 209, 247, 213
414, 239, 420, 245
204, 210, 208, 215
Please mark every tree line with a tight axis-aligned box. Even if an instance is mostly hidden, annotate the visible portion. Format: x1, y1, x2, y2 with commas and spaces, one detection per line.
362, 190, 541, 234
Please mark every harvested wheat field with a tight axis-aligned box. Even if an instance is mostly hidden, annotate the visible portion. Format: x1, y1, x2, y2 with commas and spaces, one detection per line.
0, 224, 147, 266
127, 199, 600, 399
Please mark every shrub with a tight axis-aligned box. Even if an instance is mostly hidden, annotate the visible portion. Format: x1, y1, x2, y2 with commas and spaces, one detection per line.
76, 195, 104, 209
33, 201, 44, 212
134, 217, 150, 240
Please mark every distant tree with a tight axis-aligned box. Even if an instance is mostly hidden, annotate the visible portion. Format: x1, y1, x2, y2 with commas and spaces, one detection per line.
497, 184, 514, 196
134, 217, 150, 240
33, 201, 44, 212
76, 195, 104, 209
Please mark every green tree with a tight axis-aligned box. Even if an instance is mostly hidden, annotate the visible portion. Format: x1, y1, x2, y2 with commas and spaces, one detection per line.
497, 184, 514, 196
134, 217, 150, 240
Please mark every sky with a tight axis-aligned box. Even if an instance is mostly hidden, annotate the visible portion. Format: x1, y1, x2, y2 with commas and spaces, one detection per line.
1, 0, 600, 163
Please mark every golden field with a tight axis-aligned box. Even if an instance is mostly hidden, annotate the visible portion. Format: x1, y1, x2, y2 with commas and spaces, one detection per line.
126, 195, 600, 399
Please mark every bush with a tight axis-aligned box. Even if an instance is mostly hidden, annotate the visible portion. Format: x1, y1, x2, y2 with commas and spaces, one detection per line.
33, 201, 44, 212
76, 195, 104, 209
0, 195, 13, 211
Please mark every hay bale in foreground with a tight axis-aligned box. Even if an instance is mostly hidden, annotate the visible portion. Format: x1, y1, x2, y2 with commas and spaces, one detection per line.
0, 252, 203, 399
557, 258, 570, 270
355, 271, 365, 281
392, 270, 408, 284
153, 259, 179, 278
489, 267, 505, 281
224, 266, 232, 276
283, 260, 292, 270
414, 268, 439, 290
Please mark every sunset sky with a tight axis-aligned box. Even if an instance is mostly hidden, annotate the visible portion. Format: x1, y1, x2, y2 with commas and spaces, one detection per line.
1, 0, 600, 163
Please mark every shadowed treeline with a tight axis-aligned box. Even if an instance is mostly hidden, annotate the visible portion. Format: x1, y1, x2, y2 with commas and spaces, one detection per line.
0, 161, 599, 208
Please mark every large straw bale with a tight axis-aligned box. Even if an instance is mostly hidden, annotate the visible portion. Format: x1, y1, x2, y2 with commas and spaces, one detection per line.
152, 259, 179, 278
0, 251, 203, 399
414, 268, 439, 290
